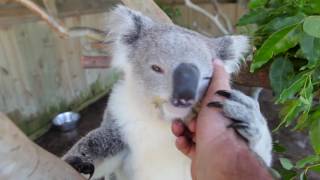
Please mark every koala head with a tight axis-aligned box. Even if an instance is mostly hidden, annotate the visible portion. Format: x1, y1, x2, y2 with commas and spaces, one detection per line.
107, 5, 250, 121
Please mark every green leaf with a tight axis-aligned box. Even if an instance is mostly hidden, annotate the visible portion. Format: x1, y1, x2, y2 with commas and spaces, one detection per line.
273, 142, 287, 153
274, 100, 301, 130
278, 168, 297, 180
300, 33, 320, 67
296, 155, 320, 168
238, 9, 269, 26
275, 100, 302, 130
310, 119, 320, 154
249, 0, 267, 9
303, 16, 320, 38
270, 168, 282, 179
278, 75, 307, 103
257, 14, 305, 35
280, 158, 294, 170
299, 77, 313, 109
309, 107, 320, 122
294, 112, 309, 130
269, 57, 294, 96
251, 24, 302, 72
309, 164, 320, 173
303, 0, 320, 14
299, 172, 307, 180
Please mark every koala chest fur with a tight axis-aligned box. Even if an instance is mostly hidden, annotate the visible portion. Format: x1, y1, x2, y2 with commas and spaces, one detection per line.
107, 80, 192, 180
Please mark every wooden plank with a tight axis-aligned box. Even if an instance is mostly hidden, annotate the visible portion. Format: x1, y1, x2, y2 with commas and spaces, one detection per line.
0, 0, 118, 26
81, 56, 111, 69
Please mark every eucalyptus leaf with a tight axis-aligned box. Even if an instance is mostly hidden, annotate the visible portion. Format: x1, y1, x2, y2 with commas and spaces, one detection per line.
273, 142, 287, 153
309, 164, 320, 173
280, 158, 294, 170
303, 0, 320, 14
309, 107, 320, 122
296, 155, 320, 169
303, 16, 320, 38
257, 14, 305, 35
270, 168, 282, 179
278, 168, 297, 180
300, 33, 320, 67
269, 57, 294, 96
275, 100, 302, 130
238, 9, 269, 26
278, 75, 307, 103
310, 119, 320, 154
249, 0, 267, 9
299, 77, 313, 107
251, 24, 302, 72
294, 112, 309, 130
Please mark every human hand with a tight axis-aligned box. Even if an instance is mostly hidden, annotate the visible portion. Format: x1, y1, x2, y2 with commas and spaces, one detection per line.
171, 59, 273, 180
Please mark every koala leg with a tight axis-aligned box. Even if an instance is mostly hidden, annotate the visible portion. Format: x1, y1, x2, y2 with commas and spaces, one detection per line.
63, 126, 126, 179
207, 89, 272, 166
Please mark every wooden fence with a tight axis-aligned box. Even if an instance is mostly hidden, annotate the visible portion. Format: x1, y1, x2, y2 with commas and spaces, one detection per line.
0, 12, 118, 139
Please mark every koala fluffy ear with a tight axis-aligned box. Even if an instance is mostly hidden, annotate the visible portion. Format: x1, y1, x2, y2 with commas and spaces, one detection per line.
107, 5, 153, 45
208, 35, 250, 73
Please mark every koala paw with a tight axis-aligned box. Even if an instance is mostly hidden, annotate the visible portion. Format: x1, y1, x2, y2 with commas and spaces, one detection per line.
64, 156, 95, 179
207, 89, 272, 166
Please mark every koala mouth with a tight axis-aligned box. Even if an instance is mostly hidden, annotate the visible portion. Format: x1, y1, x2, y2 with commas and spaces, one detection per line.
152, 96, 193, 121
160, 102, 193, 122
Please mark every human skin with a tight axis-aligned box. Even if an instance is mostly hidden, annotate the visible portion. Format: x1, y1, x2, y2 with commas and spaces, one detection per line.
171, 59, 273, 180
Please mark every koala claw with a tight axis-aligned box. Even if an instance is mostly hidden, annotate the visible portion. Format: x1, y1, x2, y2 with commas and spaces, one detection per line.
207, 89, 267, 147
65, 156, 95, 179
227, 118, 250, 143
215, 90, 231, 98
207, 101, 223, 108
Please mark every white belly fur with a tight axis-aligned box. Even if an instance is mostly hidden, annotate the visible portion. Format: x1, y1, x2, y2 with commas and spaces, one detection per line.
107, 81, 192, 180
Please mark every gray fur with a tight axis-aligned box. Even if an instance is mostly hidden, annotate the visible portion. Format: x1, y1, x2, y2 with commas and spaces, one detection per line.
63, 114, 126, 164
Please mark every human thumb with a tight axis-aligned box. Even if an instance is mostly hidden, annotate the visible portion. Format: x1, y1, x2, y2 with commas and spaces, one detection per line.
202, 59, 231, 106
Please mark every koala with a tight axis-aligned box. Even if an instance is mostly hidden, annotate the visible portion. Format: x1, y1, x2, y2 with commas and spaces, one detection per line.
63, 5, 272, 180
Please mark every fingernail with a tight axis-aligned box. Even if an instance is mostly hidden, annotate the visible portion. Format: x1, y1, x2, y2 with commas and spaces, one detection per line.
207, 101, 223, 108
215, 90, 231, 98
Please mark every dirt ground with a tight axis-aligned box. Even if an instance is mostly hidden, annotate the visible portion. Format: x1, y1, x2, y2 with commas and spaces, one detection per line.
36, 87, 320, 179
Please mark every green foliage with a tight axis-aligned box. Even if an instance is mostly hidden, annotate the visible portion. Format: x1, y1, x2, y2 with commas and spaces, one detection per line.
238, 0, 320, 178
304, 16, 320, 38
280, 158, 294, 170
269, 57, 294, 96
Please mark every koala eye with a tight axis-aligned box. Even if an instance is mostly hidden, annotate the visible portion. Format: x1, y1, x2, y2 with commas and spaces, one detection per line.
151, 65, 164, 74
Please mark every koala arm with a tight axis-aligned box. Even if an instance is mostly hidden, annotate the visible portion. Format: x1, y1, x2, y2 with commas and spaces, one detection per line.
62, 121, 126, 178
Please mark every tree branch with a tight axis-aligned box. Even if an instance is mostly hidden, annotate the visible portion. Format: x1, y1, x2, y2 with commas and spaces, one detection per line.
210, 0, 233, 33
15, 0, 107, 41
0, 113, 85, 180
184, 0, 230, 35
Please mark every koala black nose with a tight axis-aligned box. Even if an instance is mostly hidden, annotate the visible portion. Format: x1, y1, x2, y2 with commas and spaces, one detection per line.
171, 63, 200, 108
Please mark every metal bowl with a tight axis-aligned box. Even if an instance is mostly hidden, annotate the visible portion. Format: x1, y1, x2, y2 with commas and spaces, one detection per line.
52, 112, 80, 132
